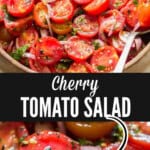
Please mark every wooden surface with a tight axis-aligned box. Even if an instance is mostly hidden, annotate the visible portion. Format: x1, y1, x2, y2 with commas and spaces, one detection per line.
0, 50, 150, 73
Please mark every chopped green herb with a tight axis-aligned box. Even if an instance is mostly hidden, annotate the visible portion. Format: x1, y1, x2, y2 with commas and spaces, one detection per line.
78, 138, 93, 146
19, 137, 25, 144
93, 139, 106, 146
92, 41, 101, 50
74, 8, 84, 17
56, 63, 70, 70
97, 65, 106, 71
60, 58, 73, 63
133, 0, 138, 6
111, 125, 123, 141
11, 45, 29, 61
114, 0, 123, 7
77, 16, 85, 24
57, 35, 67, 41
128, 123, 140, 134
71, 28, 78, 36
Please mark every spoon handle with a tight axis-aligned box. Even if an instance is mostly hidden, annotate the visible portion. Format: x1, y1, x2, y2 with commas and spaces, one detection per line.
113, 32, 138, 73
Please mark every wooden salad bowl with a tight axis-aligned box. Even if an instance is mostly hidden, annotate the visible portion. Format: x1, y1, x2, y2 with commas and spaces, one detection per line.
0, 42, 150, 73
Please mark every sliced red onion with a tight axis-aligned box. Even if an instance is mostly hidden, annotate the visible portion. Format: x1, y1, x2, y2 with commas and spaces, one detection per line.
7, 40, 14, 52
57, 122, 66, 134
40, 29, 49, 37
15, 38, 19, 49
133, 22, 140, 32
45, 4, 54, 36
23, 52, 36, 59
134, 37, 143, 51
80, 146, 101, 150
98, 23, 107, 41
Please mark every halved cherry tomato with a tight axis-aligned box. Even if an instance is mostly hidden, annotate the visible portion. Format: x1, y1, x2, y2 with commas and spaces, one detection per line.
67, 62, 93, 73
29, 48, 51, 72
7, 0, 34, 17
136, 122, 150, 135
0, 0, 7, 22
121, 0, 139, 28
99, 9, 125, 40
33, 2, 49, 29
51, 21, 72, 35
73, 0, 93, 5
90, 46, 119, 72
109, 0, 128, 10
4, 15, 33, 36
65, 122, 116, 140
17, 28, 39, 48
50, 0, 75, 23
35, 37, 63, 65
73, 14, 99, 38
0, 122, 28, 149
83, 0, 109, 15
128, 122, 150, 150
65, 36, 94, 62
19, 130, 80, 150
137, 2, 150, 27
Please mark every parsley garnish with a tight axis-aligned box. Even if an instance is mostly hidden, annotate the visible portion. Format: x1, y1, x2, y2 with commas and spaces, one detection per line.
111, 125, 123, 141
78, 139, 93, 145
133, 0, 138, 6
92, 40, 101, 50
11, 45, 29, 60
97, 65, 106, 71
71, 28, 78, 36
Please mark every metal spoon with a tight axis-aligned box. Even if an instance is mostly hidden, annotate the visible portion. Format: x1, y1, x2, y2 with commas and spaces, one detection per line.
113, 30, 150, 73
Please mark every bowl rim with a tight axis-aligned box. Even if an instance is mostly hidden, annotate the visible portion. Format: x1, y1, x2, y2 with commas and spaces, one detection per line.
0, 42, 150, 73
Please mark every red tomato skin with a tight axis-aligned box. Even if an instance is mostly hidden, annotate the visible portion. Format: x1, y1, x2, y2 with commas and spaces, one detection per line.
99, 9, 125, 36
67, 62, 93, 73
127, 122, 150, 150
17, 28, 39, 48
33, 2, 49, 29
73, 14, 99, 38
35, 37, 63, 65
137, 3, 150, 27
4, 16, 33, 36
0, 0, 7, 22
29, 48, 50, 73
0, 122, 28, 149
19, 130, 80, 150
90, 46, 119, 72
7, 0, 34, 17
121, 0, 139, 28
65, 36, 94, 62
84, 0, 109, 15
50, 0, 75, 23
109, 0, 128, 10
73, 0, 92, 5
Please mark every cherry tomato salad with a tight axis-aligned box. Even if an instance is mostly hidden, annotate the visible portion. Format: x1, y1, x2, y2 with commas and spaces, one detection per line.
0, 0, 149, 72
0, 121, 150, 149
